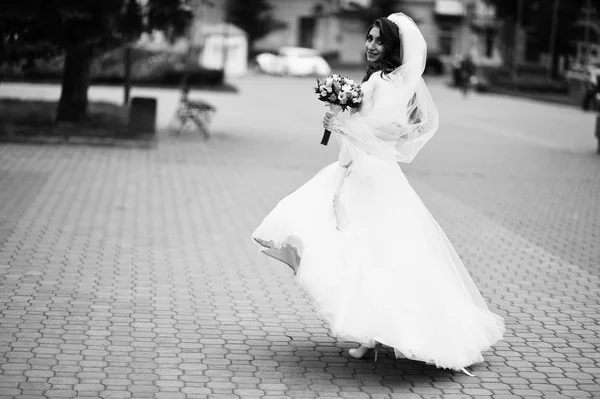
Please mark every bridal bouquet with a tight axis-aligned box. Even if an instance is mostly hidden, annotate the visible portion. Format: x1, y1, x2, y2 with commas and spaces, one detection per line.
315, 74, 363, 145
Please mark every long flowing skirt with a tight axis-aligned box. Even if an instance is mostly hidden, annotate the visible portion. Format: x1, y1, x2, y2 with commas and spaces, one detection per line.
252, 152, 505, 371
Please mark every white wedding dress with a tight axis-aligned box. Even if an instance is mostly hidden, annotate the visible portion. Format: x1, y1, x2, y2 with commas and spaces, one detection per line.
252, 13, 505, 372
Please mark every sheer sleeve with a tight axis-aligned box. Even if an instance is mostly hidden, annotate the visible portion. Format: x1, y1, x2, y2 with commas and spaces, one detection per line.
336, 136, 354, 167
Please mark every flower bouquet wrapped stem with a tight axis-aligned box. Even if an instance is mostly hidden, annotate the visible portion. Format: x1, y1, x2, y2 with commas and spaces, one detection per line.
314, 74, 363, 146
321, 104, 342, 145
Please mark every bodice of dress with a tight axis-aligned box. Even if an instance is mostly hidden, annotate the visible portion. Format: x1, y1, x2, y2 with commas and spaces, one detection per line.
359, 73, 410, 140
336, 73, 410, 165
356, 76, 376, 118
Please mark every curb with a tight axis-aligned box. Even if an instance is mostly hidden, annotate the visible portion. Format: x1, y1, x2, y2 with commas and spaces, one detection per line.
0, 134, 158, 148
485, 86, 576, 108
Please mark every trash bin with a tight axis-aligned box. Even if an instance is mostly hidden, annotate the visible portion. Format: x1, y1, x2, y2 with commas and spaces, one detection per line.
128, 97, 157, 137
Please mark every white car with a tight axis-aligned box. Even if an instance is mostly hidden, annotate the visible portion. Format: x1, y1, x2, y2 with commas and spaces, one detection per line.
255, 47, 332, 77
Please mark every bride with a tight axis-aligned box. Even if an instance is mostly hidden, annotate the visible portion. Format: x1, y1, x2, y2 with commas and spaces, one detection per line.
252, 12, 505, 375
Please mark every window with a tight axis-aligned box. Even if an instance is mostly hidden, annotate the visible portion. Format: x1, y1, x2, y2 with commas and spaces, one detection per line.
439, 23, 456, 56
485, 29, 494, 58
298, 17, 315, 49
525, 30, 540, 63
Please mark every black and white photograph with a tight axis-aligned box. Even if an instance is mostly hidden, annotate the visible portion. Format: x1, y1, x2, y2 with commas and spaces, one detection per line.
1, 0, 599, 398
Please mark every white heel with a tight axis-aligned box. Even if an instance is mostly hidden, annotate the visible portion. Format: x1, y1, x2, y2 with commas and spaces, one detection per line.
349, 342, 382, 362
348, 345, 369, 359
460, 367, 476, 377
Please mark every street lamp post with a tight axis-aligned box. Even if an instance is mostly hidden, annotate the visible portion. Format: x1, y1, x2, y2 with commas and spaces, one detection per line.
584, 0, 591, 65
582, 0, 600, 154
221, 0, 230, 76
512, 0, 524, 81
595, 114, 600, 154
547, 0, 560, 79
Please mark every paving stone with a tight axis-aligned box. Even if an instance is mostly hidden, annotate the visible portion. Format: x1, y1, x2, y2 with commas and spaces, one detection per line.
1, 78, 599, 399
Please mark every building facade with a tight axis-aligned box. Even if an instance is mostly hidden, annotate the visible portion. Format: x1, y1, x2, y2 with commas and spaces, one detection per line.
250, 0, 501, 67
251, 0, 371, 65
491, 2, 600, 75
571, 3, 600, 67
189, 0, 502, 70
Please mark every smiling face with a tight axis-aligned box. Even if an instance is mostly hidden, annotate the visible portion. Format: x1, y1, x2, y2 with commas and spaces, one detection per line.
365, 26, 385, 63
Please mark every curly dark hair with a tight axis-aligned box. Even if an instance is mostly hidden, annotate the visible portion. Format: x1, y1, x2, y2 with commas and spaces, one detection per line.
363, 17, 403, 82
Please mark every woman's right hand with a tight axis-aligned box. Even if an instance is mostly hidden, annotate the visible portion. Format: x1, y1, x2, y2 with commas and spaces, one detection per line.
323, 112, 334, 130
323, 112, 347, 135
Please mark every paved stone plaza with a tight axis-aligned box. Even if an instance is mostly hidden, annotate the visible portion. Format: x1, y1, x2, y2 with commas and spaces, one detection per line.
0, 76, 599, 399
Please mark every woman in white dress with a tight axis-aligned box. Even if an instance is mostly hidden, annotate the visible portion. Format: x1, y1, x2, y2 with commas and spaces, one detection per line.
252, 12, 505, 375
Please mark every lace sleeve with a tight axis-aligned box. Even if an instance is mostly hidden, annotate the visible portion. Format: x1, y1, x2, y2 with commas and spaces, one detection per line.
330, 112, 358, 168
337, 136, 354, 167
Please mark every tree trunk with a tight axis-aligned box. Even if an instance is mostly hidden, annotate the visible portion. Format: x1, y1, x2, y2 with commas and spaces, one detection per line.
56, 47, 93, 122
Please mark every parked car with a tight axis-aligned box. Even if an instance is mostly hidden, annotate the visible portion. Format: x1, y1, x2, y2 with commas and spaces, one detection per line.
255, 47, 332, 77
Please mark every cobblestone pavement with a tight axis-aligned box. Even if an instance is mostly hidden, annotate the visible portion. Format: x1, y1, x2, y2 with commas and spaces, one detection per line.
0, 76, 599, 399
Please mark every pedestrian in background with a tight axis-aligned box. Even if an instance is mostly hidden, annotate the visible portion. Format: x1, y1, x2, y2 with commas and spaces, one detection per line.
451, 53, 463, 88
582, 74, 600, 112
458, 54, 476, 97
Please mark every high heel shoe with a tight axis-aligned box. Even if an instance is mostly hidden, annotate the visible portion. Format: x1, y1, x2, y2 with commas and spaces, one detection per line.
460, 367, 476, 377
348, 342, 383, 362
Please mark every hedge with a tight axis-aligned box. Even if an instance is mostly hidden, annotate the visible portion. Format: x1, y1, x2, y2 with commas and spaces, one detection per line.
1, 47, 225, 88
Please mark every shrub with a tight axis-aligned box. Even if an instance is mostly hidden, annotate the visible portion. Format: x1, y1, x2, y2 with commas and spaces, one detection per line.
1, 47, 226, 88
0, 99, 128, 137
483, 66, 568, 93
